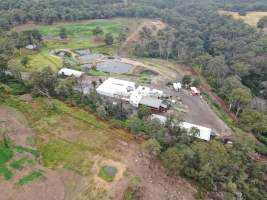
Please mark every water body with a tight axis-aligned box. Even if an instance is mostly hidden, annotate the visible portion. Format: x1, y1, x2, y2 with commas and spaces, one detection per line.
96, 60, 133, 73
79, 53, 103, 62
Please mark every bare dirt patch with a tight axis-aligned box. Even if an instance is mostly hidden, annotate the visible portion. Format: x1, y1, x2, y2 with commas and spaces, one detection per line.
0, 106, 34, 147
107, 143, 197, 200
0, 105, 66, 200
0, 168, 65, 200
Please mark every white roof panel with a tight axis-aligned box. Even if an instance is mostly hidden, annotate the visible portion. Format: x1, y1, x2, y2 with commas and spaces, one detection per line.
181, 122, 211, 141
96, 78, 135, 99
58, 68, 84, 78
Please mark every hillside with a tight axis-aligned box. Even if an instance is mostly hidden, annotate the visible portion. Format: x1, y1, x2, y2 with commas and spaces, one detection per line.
0, 1, 267, 200
0, 96, 196, 200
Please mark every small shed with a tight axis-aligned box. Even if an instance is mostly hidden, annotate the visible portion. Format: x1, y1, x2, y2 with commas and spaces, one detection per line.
190, 87, 200, 95
173, 82, 182, 91
25, 44, 37, 50
58, 68, 84, 78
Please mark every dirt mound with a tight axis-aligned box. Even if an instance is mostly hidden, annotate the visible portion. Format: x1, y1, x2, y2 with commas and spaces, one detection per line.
109, 143, 197, 200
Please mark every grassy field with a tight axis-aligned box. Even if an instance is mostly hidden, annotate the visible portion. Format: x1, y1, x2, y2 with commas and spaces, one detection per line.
12, 18, 142, 38
26, 48, 62, 70
4, 97, 133, 176
218, 10, 267, 27
13, 18, 143, 71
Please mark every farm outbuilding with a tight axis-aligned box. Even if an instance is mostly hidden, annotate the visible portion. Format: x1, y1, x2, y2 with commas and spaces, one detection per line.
25, 44, 37, 50
190, 87, 200, 95
150, 114, 212, 141
96, 78, 136, 99
173, 82, 182, 91
139, 96, 167, 112
181, 122, 211, 141
58, 68, 85, 78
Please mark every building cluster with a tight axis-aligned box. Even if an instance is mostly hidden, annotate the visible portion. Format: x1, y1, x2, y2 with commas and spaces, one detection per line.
58, 69, 212, 141
96, 78, 168, 112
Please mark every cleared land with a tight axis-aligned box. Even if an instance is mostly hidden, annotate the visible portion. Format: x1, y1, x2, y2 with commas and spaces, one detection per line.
219, 10, 267, 27
0, 97, 196, 200
12, 18, 144, 71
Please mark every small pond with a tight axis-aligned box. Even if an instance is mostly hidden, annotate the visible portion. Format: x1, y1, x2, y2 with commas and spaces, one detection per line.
96, 60, 133, 74
79, 53, 104, 62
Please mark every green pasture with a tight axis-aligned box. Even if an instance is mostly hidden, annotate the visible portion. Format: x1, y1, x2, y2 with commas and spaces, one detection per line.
15, 18, 143, 71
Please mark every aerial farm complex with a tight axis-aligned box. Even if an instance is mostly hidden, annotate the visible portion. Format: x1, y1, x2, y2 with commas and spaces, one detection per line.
58, 66, 217, 141
96, 78, 167, 112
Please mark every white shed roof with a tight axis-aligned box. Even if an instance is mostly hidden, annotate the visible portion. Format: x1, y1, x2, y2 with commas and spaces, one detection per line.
139, 96, 163, 109
151, 114, 167, 124
58, 68, 84, 78
150, 114, 211, 141
190, 87, 200, 94
96, 78, 135, 99
181, 122, 211, 141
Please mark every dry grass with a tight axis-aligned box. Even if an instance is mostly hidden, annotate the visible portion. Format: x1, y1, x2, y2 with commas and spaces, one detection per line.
219, 10, 267, 27
4, 97, 133, 176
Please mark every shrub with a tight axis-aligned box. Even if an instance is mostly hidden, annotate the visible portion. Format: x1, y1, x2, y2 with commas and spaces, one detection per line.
16, 170, 44, 186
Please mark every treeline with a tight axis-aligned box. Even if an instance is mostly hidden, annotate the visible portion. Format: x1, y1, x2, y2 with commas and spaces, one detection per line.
1, 66, 266, 200
131, 1, 267, 155
216, 0, 267, 12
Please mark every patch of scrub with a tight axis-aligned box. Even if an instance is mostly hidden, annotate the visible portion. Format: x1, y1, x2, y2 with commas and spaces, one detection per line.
98, 165, 118, 182
10, 157, 33, 170
16, 170, 44, 186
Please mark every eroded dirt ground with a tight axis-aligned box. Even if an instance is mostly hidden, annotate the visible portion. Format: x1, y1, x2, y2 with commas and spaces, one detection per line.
0, 104, 196, 200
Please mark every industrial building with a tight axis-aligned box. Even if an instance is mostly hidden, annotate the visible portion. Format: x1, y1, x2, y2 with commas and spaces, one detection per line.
96, 78, 166, 111
96, 78, 135, 100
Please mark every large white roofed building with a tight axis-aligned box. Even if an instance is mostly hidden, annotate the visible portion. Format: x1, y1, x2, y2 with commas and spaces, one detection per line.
96, 78, 135, 99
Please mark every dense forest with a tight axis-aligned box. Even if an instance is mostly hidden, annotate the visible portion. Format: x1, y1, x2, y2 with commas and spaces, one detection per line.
216, 0, 267, 12
0, 0, 267, 199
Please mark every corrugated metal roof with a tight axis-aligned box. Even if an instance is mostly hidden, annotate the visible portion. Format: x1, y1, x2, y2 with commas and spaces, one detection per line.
139, 96, 163, 109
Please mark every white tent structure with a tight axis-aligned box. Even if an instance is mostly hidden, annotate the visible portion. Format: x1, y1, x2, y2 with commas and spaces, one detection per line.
181, 122, 211, 141
173, 82, 182, 91
58, 68, 84, 78
96, 78, 135, 99
190, 87, 200, 95
25, 44, 37, 50
150, 114, 211, 141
